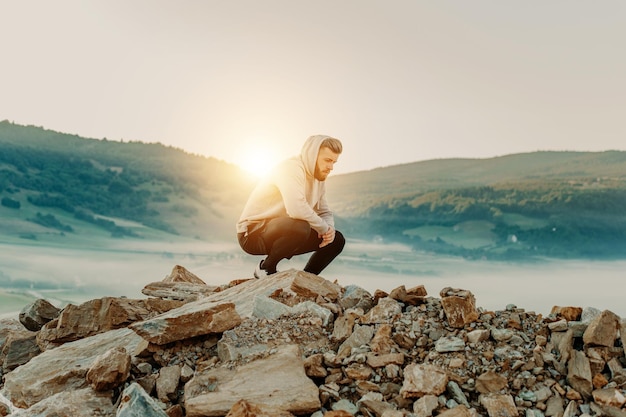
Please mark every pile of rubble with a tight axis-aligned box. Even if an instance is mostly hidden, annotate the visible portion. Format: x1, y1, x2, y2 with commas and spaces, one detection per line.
1, 264, 625, 417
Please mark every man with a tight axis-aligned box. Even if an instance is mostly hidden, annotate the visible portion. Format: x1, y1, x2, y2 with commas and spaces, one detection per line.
236, 135, 345, 278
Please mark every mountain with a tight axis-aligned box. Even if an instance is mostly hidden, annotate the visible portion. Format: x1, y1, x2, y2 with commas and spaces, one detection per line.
2, 120, 626, 260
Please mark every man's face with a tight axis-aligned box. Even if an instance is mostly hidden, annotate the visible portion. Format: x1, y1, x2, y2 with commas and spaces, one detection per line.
314, 146, 340, 181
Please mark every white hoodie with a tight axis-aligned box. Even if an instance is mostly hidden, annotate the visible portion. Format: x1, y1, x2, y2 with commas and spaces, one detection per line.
236, 135, 335, 236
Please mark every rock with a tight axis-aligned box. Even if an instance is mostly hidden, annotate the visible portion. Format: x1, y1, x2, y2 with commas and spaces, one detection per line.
142, 281, 219, 301
389, 284, 427, 306
360, 297, 402, 324
582, 310, 621, 347
86, 346, 131, 391
184, 344, 320, 416
400, 363, 448, 398
467, 328, 490, 344
337, 324, 375, 360
156, 365, 182, 403
4, 265, 626, 417
567, 350, 593, 399
413, 394, 439, 417
475, 370, 508, 394
435, 336, 465, 352
18, 299, 60, 331
130, 302, 241, 345
252, 294, 292, 320
550, 306, 583, 322
290, 271, 342, 301
164, 264, 207, 284
370, 323, 397, 354
338, 285, 373, 311
480, 393, 518, 417
2, 332, 40, 372
366, 352, 404, 368
331, 309, 361, 342
8, 388, 116, 417
37, 297, 183, 349
225, 399, 295, 417
292, 301, 333, 327
437, 406, 473, 417
592, 388, 626, 408
117, 382, 169, 417
3, 328, 143, 408
439, 287, 479, 328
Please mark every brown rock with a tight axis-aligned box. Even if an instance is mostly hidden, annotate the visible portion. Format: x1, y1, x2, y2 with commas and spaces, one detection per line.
184, 344, 320, 416
400, 363, 448, 398
480, 393, 518, 417
86, 346, 131, 391
304, 353, 328, 378
130, 302, 241, 345
3, 328, 142, 408
475, 370, 508, 394
344, 363, 373, 380
370, 323, 397, 354
550, 306, 583, 321
166, 404, 185, 417
37, 297, 183, 348
360, 298, 402, 325
164, 265, 207, 284
592, 388, 626, 408
323, 411, 354, 417
439, 287, 479, 328
366, 352, 405, 368
290, 270, 342, 301
437, 405, 472, 417
331, 310, 360, 342
389, 285, 426, 305
142, 281, 219, 302
592, 372, 609, 389
4, 387, 116, 417
582, 310, 620, 347
225, 399, 295, 417
567, 350, 593, 399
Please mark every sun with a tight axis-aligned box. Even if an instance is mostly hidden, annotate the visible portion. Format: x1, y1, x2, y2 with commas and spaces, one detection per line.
236, 143, 280, 179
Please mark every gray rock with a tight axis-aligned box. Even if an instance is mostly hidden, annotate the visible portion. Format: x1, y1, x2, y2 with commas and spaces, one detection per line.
19, 299, 60, 332
117, 382, 168, 417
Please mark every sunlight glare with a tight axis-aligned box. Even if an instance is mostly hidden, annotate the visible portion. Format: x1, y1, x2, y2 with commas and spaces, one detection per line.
236, 142, 280, 178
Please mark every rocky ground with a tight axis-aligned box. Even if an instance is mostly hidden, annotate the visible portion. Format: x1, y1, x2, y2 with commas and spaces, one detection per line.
0, 264, 625, 417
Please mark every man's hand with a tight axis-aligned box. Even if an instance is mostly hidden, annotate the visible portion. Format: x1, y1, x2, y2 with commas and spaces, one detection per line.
319, 226, 336, 248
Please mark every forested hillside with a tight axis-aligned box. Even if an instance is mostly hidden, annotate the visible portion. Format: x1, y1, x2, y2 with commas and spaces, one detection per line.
327, 152, 626, 259
0, 121, 254, 242
2, 120, 626, 260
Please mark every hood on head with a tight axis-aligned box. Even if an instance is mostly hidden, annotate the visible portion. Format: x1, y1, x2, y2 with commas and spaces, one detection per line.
300, 135, 330, 178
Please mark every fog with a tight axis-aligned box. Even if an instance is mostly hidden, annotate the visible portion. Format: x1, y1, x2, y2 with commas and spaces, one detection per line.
1, 239, 624, 318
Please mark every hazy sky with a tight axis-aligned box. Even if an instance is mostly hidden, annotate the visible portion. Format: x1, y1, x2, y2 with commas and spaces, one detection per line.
2, 1, 625, 175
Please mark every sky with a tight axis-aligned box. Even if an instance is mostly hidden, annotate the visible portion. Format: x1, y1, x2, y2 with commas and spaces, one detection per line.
1, 1, 625, 176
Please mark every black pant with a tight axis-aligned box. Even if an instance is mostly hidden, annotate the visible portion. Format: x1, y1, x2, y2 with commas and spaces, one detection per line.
237, 217, 345, 275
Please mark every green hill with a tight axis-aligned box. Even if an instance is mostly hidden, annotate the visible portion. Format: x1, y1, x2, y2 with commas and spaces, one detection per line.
2, 120, 626, 260
327, 152, 626, 259
0, 120, 255, 244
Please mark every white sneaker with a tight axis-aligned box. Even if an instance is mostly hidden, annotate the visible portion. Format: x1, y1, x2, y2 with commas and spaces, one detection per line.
254, 260, 271, 279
